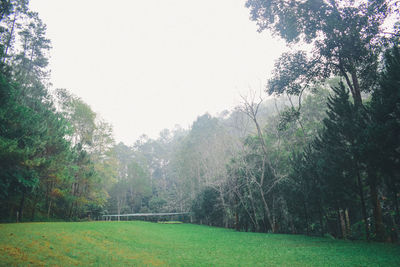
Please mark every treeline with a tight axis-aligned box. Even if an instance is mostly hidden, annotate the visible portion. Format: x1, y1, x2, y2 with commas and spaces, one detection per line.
185, 0, 400, 242
0, 0, 118, 221
127, 0, 399, 243
1, 0, 399, 244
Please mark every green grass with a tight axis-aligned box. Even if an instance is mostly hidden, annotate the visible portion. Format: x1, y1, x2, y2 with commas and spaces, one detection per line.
0, 221, 399, 266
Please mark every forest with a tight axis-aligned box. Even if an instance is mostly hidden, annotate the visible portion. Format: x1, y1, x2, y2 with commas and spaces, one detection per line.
0, 0, 399, 244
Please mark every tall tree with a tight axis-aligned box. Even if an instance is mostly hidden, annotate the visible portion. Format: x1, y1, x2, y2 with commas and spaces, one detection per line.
246, 0, 395, 105
364, 44, 400, 240
0, 0, 29, 64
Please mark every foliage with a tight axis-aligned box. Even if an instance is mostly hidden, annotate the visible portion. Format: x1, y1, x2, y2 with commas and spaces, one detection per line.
246, 0, 397, 105
192, 187, 224, 226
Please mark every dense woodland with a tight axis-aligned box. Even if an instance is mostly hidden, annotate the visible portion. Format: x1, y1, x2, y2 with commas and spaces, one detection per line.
0, 0, 399, 243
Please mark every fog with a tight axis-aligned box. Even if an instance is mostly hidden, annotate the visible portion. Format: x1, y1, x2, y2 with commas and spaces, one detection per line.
30, 0, 286, 144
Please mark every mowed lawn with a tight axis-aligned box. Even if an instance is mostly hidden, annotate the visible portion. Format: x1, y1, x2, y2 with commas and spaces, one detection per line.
0, 221, 399, 266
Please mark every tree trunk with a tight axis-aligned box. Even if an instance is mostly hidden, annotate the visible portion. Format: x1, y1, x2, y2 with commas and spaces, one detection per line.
68, 202, 74, 219
350, 70, 363, 106
367, 167, 385, 241
235, 211, 239, 231
218, 187, 229, 228
357, 170, 370, 240
345, 209, 351, 238
339, 209, 347, 239
272, 193, 277, 233
246, 179, 260, 231
303, 199, 310, 236
117, 195, 121, 222
319, 204, 324, 237
241, 96, 278, 233
73, 201, 79, 218
389, 176, 400, 227
47, 199, 52, 219
338, 64, 363, 106
9, 204, 15, 222
290, 215, 296, 234
390, 214, 399, 243
2, 11, 17, 63
259, 187, 274, 232
393, 184, 400, 241
18, 191, 26, 222
370, 182, 385, 241
234, 187, 257, 230
31, 197, 38, 222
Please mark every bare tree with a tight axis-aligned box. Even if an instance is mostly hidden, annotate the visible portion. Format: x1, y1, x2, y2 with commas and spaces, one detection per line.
238, 90, 286, 232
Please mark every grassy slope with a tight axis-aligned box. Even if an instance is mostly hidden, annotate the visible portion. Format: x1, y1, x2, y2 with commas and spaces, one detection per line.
0, 221, 399, 266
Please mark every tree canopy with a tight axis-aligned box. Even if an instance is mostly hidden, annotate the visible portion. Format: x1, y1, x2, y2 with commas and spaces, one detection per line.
246, 0, 398, 105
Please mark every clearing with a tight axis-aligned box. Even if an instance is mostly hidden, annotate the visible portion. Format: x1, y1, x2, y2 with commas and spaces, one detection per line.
0, 221, 399, 266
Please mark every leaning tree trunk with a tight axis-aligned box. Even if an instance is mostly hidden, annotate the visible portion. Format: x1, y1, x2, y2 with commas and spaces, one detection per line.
245, 175, 260, 231
338, 64, 363, 107
259, 184, 274, 232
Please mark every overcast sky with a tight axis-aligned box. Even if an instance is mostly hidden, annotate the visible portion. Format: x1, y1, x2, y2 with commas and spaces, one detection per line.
29, 0, 286, 145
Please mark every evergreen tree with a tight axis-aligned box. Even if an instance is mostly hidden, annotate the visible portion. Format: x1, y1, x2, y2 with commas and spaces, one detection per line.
364, 45, 400, 241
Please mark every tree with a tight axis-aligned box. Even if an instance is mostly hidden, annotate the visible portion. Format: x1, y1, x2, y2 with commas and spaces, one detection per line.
238, 93, 283, 232
0, 0, 29, 64
55, 88, 96, 147
246, 0, 395, 105
192, 187, 224, 226
11, 10, 51, 98
364, 44, 400, 241
0, 65, 74, 222
0, 71, 41, 220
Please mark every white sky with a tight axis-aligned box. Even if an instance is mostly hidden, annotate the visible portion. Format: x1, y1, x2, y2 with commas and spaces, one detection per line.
29, 0, 286, 145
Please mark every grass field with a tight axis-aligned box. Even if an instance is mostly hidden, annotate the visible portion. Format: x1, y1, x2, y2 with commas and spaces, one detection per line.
1, 221, 399, 266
